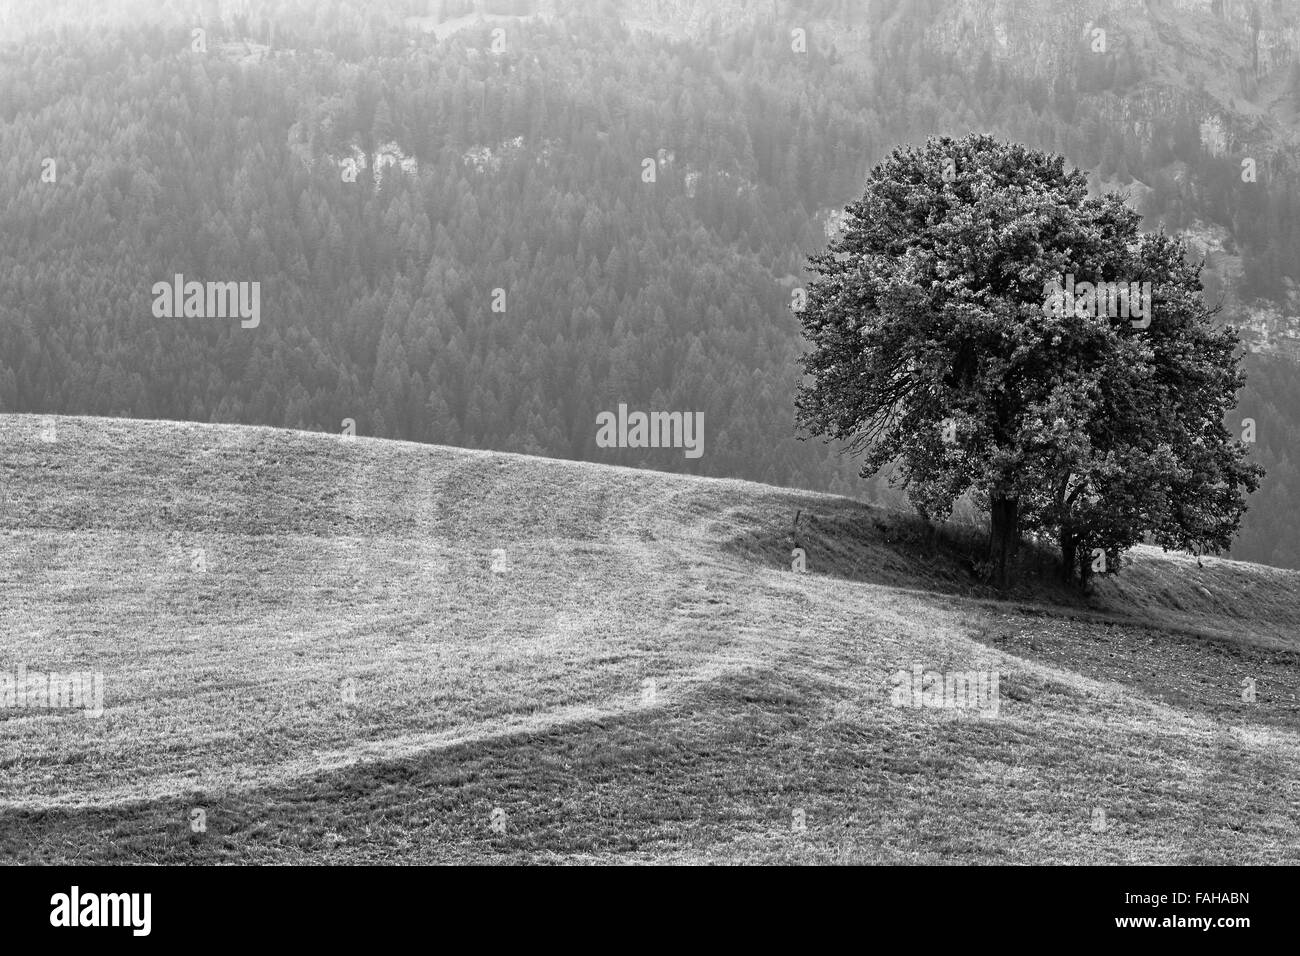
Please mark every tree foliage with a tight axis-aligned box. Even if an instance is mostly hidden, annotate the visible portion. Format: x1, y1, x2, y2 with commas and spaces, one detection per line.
797, 134, 1263, 586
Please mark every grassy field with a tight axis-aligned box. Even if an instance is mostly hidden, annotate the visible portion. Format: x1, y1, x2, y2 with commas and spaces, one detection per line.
1, 414, 1298, 864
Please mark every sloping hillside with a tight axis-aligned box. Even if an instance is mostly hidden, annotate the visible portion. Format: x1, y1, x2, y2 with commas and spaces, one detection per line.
5, 0, 1300, 568
1, 415, 1297, 863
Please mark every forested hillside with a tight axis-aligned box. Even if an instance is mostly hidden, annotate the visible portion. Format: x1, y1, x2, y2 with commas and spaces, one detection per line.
2, 0, 1299, 567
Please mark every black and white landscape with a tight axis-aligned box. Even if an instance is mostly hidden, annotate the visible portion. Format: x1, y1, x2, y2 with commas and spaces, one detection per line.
1, 0, 1298, 874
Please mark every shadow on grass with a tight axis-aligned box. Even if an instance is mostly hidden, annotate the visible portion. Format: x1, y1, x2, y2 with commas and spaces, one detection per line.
6, 665, 1290, 865
720, 492, 1087, 607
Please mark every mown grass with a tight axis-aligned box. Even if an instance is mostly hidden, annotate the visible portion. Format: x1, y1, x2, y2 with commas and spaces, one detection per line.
1, 414, 1297, 864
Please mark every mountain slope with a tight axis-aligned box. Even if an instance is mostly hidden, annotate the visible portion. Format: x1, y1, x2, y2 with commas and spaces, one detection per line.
1, 415, 1297, 863
5, 0, 1300, 571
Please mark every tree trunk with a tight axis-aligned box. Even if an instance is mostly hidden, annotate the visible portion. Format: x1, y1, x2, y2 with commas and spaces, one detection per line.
988, 495, 1020, 589
1078, 557, 1094, 592
1059, 527, 1077, 586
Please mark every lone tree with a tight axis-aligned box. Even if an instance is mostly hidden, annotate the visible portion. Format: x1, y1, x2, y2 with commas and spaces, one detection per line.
795, 134, 1262, 588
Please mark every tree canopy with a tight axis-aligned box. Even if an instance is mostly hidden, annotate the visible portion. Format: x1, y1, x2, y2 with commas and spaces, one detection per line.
796, 134, 1263, 586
